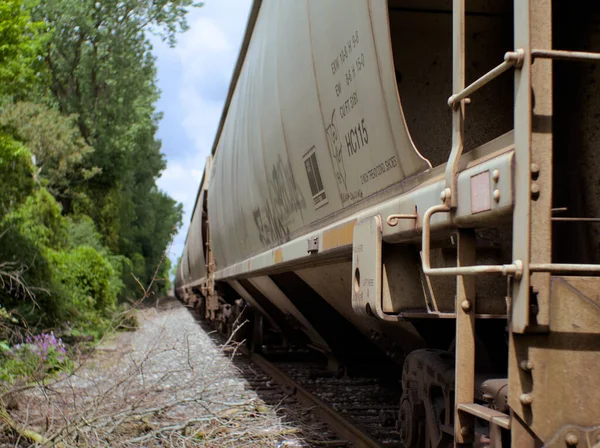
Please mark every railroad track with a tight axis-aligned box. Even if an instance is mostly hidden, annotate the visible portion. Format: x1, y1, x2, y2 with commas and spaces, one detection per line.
244, 350, 402, 448
194, 316, 403, 447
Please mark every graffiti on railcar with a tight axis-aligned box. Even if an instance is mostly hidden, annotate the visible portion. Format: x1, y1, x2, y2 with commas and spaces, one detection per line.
253, 155, 306, 245
325, 108, 348, 191
253, 204, 287, 246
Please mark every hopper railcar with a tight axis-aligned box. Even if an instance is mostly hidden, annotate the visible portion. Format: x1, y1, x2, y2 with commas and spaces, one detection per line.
175, 1, 600, 446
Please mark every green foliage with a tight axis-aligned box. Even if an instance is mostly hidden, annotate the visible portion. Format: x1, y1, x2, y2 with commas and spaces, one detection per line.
48, 246, 119, 337
97, 186, 122, 253
30, 0, 186, 290
66, 214, 104, 252
0, 102, 99, 204
0, 220, 54, 321
0, 0, 48, 99
0, 332, 70, 383
158, 256, 173, 294
107, 255, 130, 302
0, 306, 18, 324
0, 133, 34, 216
0, 0, 188, 352
0, 189, 67, 323
0, 189, 124, 334
4, 189, 67, 250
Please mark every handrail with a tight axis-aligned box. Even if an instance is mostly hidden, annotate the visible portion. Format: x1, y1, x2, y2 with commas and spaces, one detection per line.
531, 49, 600, 62
420, 203, 600, 278
447, 50, 524, 109
421, 204, 523, 278
444, 49, 523, 209
529, 263, 600, 274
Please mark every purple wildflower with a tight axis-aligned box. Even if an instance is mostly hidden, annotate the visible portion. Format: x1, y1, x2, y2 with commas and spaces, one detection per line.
19, 332, 67, 364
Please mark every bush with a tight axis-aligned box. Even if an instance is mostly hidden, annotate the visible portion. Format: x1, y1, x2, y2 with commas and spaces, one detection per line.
48, 245, 121, 338
3, 188, 67, 250
0, 216, 58, 325
0, 133, 34, 217
0, 189, 70, 324
0, 189, 124, 337
107, 254, 134, 302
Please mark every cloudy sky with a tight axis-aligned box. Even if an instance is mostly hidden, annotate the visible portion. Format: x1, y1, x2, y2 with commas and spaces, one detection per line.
153, 0, 252, 268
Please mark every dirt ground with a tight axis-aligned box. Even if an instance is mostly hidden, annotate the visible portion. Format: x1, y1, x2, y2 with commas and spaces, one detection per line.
2, 297, 321, 447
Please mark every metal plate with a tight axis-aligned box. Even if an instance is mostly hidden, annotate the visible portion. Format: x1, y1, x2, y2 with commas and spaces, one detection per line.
351, 216, 382, 317
470, 170, 491, 214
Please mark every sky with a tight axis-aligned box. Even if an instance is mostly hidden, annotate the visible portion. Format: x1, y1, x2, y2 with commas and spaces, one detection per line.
153, 0, 253, 269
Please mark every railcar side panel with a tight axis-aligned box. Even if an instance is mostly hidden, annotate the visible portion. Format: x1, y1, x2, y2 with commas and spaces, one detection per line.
180, 239, 191, 286
208, 0, 431, 269
187, 191, 207, 282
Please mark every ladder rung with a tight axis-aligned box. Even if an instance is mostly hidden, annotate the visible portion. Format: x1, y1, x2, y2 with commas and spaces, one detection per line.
457, 403, 511, 429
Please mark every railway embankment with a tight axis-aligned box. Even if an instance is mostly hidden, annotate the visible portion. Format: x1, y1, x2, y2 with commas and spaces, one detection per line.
1, 298, 330, 447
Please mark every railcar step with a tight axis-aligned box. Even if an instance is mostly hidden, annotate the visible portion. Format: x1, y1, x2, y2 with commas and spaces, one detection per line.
457, 403, 510, 429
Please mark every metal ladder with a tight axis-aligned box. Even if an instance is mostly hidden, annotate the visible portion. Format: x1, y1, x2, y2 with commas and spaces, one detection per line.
418, 1, 600, 446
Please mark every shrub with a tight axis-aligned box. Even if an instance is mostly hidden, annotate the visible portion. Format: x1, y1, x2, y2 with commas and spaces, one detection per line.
0, 217, 58, 325
107, 254, 133, 302
1, 188, 124, 337
48, 245, 121, 338
3, 188, 67, 250
0, 133, 34, 217
0, 189, 70, 324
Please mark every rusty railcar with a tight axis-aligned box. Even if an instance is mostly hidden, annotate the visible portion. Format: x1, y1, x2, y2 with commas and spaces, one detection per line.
175, 1, 600, 446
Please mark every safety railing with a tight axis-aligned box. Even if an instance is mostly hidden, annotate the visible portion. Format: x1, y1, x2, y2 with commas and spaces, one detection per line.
447, 50, 524, 109
420, 204, 523, 278
531, 49, 600, 62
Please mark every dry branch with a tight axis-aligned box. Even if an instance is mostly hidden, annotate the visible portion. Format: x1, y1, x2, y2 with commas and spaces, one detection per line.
1, 300, 318, 447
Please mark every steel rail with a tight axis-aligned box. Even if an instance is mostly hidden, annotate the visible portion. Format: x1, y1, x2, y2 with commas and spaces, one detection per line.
247, 351, 383, 448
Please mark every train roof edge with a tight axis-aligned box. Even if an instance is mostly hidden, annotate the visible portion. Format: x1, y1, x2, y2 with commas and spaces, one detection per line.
186, 0, 262, 229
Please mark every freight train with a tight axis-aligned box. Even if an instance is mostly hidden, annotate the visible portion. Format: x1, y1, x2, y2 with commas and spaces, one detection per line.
174, 1, 600, 446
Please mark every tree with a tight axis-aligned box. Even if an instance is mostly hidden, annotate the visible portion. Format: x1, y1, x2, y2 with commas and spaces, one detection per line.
35, 0, 196, 152
0, 102, 99, 207
31, 0, 190, 291
0, 134, 34, 217
0, 0, 188, 330
0, 0, 47, 100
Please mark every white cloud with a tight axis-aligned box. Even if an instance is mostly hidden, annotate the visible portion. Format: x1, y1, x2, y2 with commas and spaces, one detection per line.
173, 1, 251, 155
157, 155, 205, 263
179, 89, 224, 156
177, 17, 231, 54
153, 0, 252, 270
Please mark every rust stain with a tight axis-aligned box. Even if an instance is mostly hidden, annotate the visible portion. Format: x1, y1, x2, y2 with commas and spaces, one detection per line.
273, 248, 284, 264
322, 221, 355, 251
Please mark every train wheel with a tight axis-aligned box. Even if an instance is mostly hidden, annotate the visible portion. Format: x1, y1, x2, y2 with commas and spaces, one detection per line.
398, 395, 425, 447
399, 349, 454, 448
